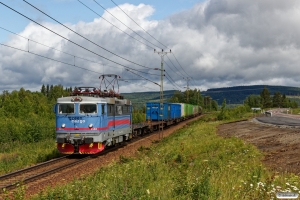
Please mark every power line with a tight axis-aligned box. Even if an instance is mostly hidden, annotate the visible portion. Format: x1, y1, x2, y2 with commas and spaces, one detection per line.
1, 43, 162, 88
165, 71, 182, 90
0, 1, 188, 91
171, 53, 193, 80
109, 0, 195, 82
23, 0, 153, 70
165, 55, 186, 78
107, 0, 196, 85
163, 61, 184, 79
77, 0, 156, 50
1, 2, 160, 77
0, 43, 103, 74
110, 0, 167, 49
0, 26, 159, 77
120, 79, 157, 90
125, 69, 160, 87
90, 0, 161, 50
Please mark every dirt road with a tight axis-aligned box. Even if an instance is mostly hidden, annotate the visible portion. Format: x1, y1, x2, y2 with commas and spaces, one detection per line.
217, 112, 300, 174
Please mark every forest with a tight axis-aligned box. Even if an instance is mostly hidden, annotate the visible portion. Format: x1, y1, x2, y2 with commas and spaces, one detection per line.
0, 85, 69, 144
0, 84, 298, 146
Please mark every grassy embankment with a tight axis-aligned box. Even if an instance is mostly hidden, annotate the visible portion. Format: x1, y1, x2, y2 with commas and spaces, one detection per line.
18, 113, 298, 199
0, 139, 61, 175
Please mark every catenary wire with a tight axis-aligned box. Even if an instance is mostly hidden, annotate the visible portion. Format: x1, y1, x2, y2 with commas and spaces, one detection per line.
171, 53, 195, 82
23, 0, 153, 70
165, 55, 186, 78
125, 69, 160, 87
0, 2, 186, 90
77, 0, 156, 50
109, 0, 195, 84
91, 0, 161, 50
0, 43, 161, 87
164, 75, 181, 91
0, 26, 160, 76
0, 2, 161, 78
165, 71, 183, 90
163, 61, 184, 79
0, 43, 103, 74
110, 0, 167, 49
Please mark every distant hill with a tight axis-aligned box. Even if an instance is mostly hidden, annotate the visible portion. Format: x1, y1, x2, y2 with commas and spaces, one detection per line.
122, 85, 300, 107
202, 85, 300, 105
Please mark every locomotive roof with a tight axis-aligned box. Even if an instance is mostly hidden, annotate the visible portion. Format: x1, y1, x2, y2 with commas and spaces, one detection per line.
57, 96, 131, 105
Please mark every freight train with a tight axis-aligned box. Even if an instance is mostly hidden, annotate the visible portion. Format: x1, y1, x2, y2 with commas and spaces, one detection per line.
54, 75, 202, 154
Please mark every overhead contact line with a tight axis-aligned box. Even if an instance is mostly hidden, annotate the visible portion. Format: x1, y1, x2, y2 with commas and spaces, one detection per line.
0, 43, 104, 74
110, 0, 168, 49
107, 0, 196, 85
165, 71, 182, 90
0, 26, 160, 77
23, 0, 152, 70
77, 0, 156, 50
79, 0, 159, 50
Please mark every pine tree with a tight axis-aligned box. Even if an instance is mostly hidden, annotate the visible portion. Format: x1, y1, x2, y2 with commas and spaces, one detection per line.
260, 86, 272, 108
272, 92, 282, 107
41, 84, 46, 95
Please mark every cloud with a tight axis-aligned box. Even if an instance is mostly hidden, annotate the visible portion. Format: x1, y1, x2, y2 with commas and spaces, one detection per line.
1, 0, 300, 93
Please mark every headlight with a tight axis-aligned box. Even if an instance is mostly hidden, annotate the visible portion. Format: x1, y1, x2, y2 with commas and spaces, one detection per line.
61, 124, 66, 128
88, 124, 93, 128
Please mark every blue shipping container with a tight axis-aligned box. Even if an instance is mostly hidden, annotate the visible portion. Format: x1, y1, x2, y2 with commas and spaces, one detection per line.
170, 103, 181, 119
146, 102, 182, 121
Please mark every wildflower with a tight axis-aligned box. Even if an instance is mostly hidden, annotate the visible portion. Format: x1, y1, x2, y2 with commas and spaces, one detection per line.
292, 186, 299, 191
276, 186, 281, 190
250, 184, 253, 188
147, 189, 150, 195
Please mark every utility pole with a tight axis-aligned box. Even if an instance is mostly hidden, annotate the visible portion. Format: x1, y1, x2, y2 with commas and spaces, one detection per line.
154, 49, 171, 139
184, 77, 191, 103
197, 88, 199, 106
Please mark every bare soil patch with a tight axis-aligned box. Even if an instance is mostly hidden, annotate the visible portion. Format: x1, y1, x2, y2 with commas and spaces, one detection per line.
217, 118, 300, 175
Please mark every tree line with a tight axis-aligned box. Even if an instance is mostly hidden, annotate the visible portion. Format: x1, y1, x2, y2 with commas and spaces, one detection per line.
0, 85, 298, 145
244, 86, 298, 109
168, 89, 218, 111
0, 85, 70, 144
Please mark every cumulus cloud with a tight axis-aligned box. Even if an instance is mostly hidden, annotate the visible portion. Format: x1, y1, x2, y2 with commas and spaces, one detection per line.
1, 0, 300, 93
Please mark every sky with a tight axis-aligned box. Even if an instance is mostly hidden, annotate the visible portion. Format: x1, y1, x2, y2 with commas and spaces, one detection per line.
0, 0, 300, 94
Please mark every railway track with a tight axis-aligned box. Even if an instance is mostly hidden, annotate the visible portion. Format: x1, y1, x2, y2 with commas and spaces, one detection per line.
0, 133, 149, 194
0, 155, 91, 192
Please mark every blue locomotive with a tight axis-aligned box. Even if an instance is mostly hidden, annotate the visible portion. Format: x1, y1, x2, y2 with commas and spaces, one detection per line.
54, 75, 132, 154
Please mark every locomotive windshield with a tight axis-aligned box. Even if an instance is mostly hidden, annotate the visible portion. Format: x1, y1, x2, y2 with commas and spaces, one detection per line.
80, 104, 97, 114
59, 104, 74, 114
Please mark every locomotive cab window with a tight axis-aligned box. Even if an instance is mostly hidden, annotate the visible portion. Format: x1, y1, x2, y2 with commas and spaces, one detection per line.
116, 105, 122, 115
107, 104, 114, 116
101, 104, 105, 115
80, 104, 97, 114
59, 104, 74, 114
124, 105, 130, 114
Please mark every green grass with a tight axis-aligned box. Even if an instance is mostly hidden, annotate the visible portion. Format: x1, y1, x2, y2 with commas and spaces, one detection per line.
25, 114, 300, 200
0, 139, 60, 175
